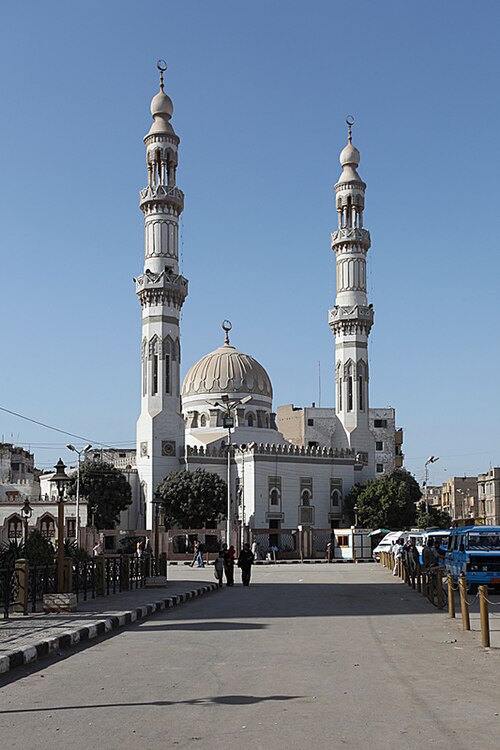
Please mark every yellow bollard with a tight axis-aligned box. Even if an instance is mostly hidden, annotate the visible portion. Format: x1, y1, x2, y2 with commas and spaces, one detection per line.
421, 570, 427, 597
416, 570, 421, 593
479, 585, 490, 648
458, 572, 470, 631
447, 574, 455, 619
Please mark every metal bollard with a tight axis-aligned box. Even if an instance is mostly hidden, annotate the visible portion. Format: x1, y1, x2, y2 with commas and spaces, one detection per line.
479, 585, 490, 648
436, 571, 444, 609
458, 572, 470, 631
447, 574, 455, 618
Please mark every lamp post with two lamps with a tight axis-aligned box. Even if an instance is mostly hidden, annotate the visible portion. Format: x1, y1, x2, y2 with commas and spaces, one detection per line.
208, 392, 252, 548
66, 443, 92, 546
423, 455, 439, 512
50, 459, 70, 593
20, 498, 33, 542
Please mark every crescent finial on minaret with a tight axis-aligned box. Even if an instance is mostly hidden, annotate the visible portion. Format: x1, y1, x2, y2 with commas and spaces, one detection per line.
346, 115, 355, 144
157, 59, 167, 92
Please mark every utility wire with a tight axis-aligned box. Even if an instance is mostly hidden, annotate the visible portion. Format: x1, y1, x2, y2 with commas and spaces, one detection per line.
0, 405, 114, 448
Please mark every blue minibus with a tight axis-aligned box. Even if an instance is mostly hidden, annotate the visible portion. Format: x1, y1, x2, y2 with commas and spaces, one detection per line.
445, 526, 500, 590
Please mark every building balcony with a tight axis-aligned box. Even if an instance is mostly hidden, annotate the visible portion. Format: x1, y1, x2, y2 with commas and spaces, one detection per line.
139, 184, 184, 212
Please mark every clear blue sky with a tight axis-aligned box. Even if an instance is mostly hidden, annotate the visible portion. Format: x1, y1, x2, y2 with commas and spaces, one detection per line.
1, 0, 499, 486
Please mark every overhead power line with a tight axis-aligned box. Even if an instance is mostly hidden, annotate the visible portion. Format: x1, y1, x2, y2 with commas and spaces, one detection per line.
0, 405, 115, 448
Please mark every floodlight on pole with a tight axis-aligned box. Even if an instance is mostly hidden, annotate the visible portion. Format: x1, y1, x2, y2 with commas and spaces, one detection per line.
423, 455, 440, 512
66, 443, 93, 544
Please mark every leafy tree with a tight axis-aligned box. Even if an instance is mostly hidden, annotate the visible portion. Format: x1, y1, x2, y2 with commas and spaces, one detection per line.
344, 468, 421, 530
67, 460, 132, 530
25, 529, 55, 565
157, 468, 227, 529
415, 501, 451, 530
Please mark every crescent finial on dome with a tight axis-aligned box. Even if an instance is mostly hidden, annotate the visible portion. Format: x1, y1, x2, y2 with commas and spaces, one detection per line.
221, 319, 232, 346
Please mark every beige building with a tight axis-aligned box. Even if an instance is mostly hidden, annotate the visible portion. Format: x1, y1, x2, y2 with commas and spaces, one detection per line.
477, 468, 500, 525
277, 404, 404, 475
441, 476, 478, 524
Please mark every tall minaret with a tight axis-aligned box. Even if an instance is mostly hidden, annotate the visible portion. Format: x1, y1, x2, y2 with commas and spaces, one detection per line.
328, 117, 375, 463
136, 62, 188, 527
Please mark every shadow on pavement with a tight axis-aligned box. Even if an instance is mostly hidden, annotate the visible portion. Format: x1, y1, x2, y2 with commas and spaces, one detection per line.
140, 621, 266, 631
0, 693, 302, 714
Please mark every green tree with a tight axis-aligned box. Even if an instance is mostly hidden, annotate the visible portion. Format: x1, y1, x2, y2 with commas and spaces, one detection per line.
25, 529, 55, 565
67, 460, 132, 530
157, 468, 227, 529
415, 501, 451, 530
344, 468, 421, 529
0, 539, 26, 567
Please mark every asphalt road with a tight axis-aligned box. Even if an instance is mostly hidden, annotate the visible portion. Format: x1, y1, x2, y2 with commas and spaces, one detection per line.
1, 563, 499, 750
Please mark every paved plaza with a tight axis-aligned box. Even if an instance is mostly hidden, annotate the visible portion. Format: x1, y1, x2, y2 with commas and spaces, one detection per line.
1, 563, 500, 750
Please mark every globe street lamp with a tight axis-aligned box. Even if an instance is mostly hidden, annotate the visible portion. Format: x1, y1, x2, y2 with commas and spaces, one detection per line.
208, 393, 252, 547
66, 443, 92, 546
50, 458, 70, 593
423, 456, 439, 512
20, 497, 33, 542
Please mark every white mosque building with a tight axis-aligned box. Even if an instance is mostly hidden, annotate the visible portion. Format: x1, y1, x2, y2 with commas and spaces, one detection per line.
131, 64, 403, 545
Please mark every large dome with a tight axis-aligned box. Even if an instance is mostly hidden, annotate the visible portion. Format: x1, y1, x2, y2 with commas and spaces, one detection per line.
182, 343, 273, 399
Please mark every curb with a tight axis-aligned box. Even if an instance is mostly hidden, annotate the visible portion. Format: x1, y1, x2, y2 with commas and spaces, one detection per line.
0, 582, 219, 677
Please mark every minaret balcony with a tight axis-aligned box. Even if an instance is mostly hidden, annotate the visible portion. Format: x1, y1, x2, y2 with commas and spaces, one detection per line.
331, 227, 370, 250
136, 269, 188, 309
328, 304, 374, 335
139, 184, 184, 212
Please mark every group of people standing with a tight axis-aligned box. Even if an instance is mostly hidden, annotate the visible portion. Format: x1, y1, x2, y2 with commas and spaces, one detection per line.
214, 543, 255, 587
392, 537, 445, 579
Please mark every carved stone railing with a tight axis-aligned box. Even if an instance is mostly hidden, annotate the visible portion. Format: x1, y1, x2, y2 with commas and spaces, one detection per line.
331, 227, 371, 248
328, 304, 374, 335
136, 270, 188, 309
139, 185, 184, 210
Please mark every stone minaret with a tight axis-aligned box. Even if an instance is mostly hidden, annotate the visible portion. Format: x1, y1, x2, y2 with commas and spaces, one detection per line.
328, 118, 375, 463
136, 63, 188, 527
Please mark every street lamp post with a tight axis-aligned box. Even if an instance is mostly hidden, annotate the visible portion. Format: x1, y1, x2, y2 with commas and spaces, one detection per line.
208, 393, 252, 547
424, 455, 439, 512
20, 498, 33, 542
66, 443, 92, 546
50, 459, 70, 593
353, 504, 359, 528
153, 491, 161, 557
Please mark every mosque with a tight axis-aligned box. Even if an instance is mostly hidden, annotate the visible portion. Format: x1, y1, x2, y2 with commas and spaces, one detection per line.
131, 63, 403, 547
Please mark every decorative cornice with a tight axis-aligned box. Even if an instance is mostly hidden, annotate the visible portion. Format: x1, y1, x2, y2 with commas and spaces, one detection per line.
185, 442, 356, 459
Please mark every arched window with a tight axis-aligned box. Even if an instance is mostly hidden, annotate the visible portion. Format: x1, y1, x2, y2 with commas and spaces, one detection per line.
149, 337, 159, 395
8, 516, 22, 539
270, 488, 280, 506
200, 414, 207, 427
331, 489, 340, 507
247, 414, 254, 427
142, 338, 147, 396
40, 515, 55, 539
301, 489, 311, 506
164, 337, 172, 394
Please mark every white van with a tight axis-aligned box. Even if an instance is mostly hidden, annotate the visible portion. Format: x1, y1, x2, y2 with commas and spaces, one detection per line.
373, 531, 408, 561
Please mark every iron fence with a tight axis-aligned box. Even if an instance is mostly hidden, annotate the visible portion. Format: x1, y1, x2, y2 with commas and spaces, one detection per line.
28, 564, 56, 612
72, 560, 97, 602
1, 566, 20, 619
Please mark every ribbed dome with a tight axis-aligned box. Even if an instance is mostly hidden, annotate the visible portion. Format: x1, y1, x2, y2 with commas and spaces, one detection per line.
150, 89, 173, 119
182, 343, 273, 399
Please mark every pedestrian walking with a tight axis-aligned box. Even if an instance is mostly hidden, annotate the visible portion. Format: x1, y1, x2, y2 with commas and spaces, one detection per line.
251, 539, 260, 561
189, 540, 199, 567
196, 541, 205, 568
237, 543, 255, 586
405, 538, 420, 582
392, 539, 403, 576
224, 544, 235, 586
214, 551, 225, 587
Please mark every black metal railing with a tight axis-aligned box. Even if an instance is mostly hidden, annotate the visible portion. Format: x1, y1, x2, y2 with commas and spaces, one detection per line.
1, 566, 20, 619
28, 564, 56, 613
72, 560, 97, 602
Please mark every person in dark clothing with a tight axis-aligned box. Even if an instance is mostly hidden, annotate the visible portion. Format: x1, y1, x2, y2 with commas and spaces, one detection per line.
237, 543, 255, 586
405, 538, 420, 582
224, 545, 236, 586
